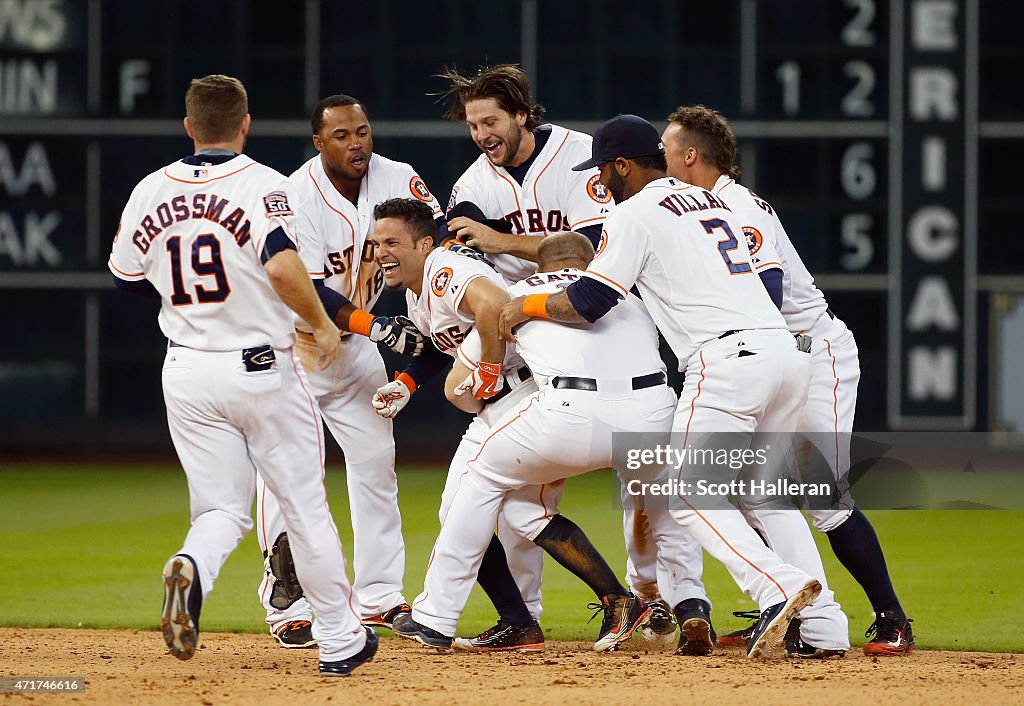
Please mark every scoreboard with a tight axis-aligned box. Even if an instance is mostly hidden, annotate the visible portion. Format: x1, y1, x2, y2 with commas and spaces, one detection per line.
0, 0, 1019, 440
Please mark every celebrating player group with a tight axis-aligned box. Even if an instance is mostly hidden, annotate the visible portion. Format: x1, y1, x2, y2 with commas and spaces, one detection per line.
108, 65, 915, 678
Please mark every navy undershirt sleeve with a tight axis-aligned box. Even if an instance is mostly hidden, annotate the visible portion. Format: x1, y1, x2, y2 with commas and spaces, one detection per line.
758, 267, 784, 309
565, 277, 622, 323
575, 223, 603, 249
403, 340, 451, 388
434, 215, 448, 244
260, 226, 297, 264
112, 275, 160, 299
314, 279, 352, 321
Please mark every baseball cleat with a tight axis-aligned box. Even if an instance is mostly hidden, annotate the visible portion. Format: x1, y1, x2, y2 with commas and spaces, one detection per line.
453, 620, 545, 653
362, 602, 412, 631
638, 599, 677, 645
391, 613, 453, 650
863, 612, 915, 655
746, 580, 821, 659
590, 593, 652, 652
785, 638, 847, 659
161, 554, 202, 661
674, 598, 716, 656
716, 610, 759, 648
319, 626, 378, 677
272, 619, 316, 649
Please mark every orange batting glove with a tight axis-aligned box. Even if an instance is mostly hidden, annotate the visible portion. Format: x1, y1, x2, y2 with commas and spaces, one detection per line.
454, 361, 504, 400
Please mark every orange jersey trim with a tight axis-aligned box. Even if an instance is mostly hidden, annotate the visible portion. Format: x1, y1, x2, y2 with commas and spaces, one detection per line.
162, 161, 256, 184
531, 130, 571, 221
570, 215, 605, 230
486, 161, 523, 214
585, 269, 629, 297
306, 162, 360, 303
109, 260, 144, 278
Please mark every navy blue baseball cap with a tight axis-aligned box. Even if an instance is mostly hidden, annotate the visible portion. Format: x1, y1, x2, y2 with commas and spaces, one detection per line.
572, 114, 664, 171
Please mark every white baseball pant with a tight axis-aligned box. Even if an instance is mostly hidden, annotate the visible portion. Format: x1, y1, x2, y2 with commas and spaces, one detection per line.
413, 381, 678, 635
801, 312, 860, 532
256, 333, 406, 629
668, 329, 821, 610
162, 345, 366, 662
437, 375, 564, 622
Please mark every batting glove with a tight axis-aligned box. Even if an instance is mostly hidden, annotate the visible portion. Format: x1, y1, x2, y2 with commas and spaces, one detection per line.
369, 315, 425, 356
454, 361, 504, 400
372, 375, 415, 419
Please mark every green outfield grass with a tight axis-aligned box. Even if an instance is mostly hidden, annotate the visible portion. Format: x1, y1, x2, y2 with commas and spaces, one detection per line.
0, 464, 1020, 652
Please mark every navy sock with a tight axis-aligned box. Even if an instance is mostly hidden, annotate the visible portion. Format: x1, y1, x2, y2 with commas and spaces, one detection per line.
476, 534, 534, 625
534, 515, 626, 599
826, 507, 904, 616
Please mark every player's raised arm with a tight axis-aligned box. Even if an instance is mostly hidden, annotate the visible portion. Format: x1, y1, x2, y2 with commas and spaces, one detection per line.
452, 276, 508, 399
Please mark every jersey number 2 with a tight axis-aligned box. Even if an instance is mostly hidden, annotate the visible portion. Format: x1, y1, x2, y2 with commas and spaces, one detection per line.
167, 234, 230, 305
700, 218, 753, 274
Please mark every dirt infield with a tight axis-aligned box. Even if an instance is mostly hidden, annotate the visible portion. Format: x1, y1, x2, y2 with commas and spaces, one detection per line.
2, 628, 1021, 705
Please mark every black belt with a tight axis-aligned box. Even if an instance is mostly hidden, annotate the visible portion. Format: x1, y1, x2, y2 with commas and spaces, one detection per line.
483, 366, 532, 405
826, 307, 835, 320
717, 329, 744, 340
167, 340, 276, 372
551, 371, 666, 392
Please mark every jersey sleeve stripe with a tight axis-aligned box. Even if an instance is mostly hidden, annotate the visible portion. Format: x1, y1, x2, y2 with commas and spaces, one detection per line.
107, 259, 145, 279
570, 215, 605, 229
161, 161, 256, 184
582, 269, 628, 297
754, 261, 782, 270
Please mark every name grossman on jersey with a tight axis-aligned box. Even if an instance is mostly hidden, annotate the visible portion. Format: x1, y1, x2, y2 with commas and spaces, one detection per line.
126, 193, 254, 254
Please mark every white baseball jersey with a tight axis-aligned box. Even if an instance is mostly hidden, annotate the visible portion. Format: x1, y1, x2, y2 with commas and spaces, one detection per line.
712, 175, 829, 334
292, 151, 442, 313
584, 177, 787, 364
108, 154, 299, 351
458, 269, 665, 384
448, 123, 613, 281
406, 247, 524, 371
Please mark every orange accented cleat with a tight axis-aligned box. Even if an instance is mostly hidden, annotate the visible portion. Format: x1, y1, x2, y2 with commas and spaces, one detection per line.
863, 612, 915, 655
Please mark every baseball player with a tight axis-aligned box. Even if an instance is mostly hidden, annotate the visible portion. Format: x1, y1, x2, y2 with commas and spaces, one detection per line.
499, 115, 828, 659
252, 94, 444, 649
393, 231, 677, 651
434, 65, 709, 643
662, 104, 913, 656
370, 198, 650, 652
108, 75, 375, 676
437, 63, 610, 278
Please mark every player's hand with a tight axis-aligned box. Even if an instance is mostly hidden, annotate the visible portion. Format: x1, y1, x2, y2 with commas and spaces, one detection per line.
499, 296, 530, 342
454, 361, 504, 400
448, 216, 509, 254
369, 316, 425, 356
311, 322, 342, 370
372, 379, 413, 419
